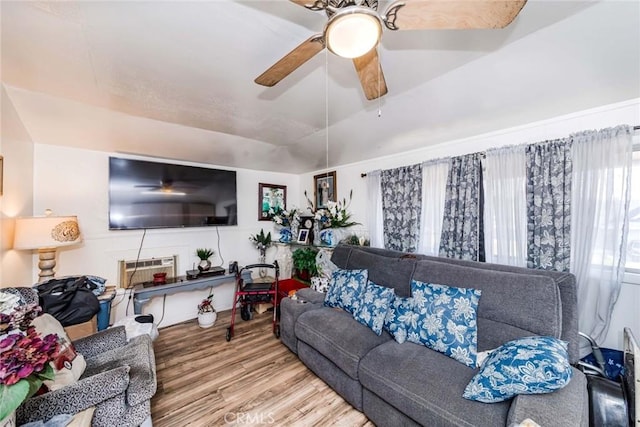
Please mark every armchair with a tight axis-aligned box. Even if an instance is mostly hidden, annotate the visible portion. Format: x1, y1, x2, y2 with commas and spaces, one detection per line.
5, 287, 157, 427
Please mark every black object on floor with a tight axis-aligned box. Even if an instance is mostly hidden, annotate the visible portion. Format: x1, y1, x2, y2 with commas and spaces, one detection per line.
135, 314, 154, 324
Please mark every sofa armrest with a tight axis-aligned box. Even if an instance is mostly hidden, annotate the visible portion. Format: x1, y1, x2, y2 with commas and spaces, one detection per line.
507, 367, 588, 427
296, 288, 325, 304
73, 326, 127, 357
280, 297, 323, 354
17, 366, 130, 425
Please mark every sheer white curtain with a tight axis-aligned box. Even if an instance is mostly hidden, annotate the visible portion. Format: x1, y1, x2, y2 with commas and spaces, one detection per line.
483, 146, 527, 267
366, 170, 384, 248
571, 125, 633, 355
418, 159, 450, 256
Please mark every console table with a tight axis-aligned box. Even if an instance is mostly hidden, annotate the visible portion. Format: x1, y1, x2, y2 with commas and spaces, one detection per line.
132, 270, 251, 314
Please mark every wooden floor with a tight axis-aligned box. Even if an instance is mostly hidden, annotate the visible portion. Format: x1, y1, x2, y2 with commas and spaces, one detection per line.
151, 309, 374, 427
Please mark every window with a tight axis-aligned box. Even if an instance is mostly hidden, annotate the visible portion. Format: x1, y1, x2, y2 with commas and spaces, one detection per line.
625, 149, 640, 276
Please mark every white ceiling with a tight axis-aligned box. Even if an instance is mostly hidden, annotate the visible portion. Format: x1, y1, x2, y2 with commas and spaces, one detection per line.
2, 0, 639, 173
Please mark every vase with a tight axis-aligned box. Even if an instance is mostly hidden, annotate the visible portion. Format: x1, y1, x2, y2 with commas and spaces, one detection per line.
198, 259, 211, 271
277, 226, 292, 243
274, 243, 293, 279
313, 220, 322, 246
197, 311, 217, 328
290, 220, 299, 243
319, 228, 336, 247
258, 254, 267, 278
320, 228, 350, 247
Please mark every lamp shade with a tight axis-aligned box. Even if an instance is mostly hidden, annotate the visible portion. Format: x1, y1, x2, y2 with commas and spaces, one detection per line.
14, 215, 82, 250
325, 7, 382, 59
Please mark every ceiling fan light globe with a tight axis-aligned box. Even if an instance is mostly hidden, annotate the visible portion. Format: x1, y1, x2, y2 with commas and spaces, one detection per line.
325, 7, 382, 59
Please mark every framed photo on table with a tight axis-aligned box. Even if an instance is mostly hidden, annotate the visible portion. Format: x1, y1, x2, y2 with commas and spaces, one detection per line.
297, 229, 309, 244
314, 171, 336, 209
258, 183, 286, 221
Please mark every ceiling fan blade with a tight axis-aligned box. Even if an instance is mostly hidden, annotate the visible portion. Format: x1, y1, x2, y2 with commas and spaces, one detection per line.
255, 35, 325, 87
289, 0, 326, 10
353, 49, 388, 101
383, 0, 527, 30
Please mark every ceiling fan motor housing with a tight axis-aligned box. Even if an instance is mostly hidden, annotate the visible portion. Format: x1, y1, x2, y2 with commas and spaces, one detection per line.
321, 0, 379, 17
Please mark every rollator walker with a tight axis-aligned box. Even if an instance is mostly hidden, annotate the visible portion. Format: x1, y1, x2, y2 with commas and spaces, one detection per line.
226, 261, 279, 342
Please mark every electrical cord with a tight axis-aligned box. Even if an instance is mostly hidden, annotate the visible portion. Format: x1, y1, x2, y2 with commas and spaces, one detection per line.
125, 228, 147, 316
155, 294, 167, 327
215, 225, 225, 268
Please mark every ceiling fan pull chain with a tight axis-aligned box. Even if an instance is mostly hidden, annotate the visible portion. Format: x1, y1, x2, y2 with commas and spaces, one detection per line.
378, 48, 382, 117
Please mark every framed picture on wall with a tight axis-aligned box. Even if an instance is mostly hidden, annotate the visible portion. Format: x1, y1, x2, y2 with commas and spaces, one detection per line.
314, 171, 336, 209
258, 183, 286, 221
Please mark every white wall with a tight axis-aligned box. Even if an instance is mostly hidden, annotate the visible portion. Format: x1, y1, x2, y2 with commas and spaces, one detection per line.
300, 99, 640, 351
32, 144, 300, 327
1, 87, 35, 287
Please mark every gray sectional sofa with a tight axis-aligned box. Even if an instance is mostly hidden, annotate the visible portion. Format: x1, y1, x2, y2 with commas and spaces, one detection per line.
280, 245, 588, 427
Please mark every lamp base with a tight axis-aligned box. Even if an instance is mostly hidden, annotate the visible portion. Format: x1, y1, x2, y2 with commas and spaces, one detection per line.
37, 248, 57, 282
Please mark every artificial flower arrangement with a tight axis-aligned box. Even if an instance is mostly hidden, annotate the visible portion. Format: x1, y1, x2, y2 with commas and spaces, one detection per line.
312, 190, 359, 229
197, 294, 215, 314
0, 304, 60, 420
268, 206, 301, 228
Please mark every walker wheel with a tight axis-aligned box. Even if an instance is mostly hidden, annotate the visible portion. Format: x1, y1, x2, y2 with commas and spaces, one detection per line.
226, 327, 232, 342
241, 305, 251, 321
275, 325, 280, 339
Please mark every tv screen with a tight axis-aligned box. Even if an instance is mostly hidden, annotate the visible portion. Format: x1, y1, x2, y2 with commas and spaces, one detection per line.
108, 157, 237, 230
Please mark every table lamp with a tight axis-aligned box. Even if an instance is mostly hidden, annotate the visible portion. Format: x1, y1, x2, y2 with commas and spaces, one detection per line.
13, 210, 82, 282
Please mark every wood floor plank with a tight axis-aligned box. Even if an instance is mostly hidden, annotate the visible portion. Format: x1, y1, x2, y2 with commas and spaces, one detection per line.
151, 309, 374, 426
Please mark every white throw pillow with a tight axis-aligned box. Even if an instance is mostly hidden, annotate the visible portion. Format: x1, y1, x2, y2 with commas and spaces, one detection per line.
31, 313, 87, 391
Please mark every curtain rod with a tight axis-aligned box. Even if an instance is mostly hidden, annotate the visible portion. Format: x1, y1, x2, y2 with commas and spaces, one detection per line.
361, 124, 640, 177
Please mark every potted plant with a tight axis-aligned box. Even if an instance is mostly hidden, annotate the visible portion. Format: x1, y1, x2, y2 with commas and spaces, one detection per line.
196, 248, 215, 271
197, 293, 216, 328
292, 247, 319, 282
249, 229, 272, 258
250, 229, 273, 278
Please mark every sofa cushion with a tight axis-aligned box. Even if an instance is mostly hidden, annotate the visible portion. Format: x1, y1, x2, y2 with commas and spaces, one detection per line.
359, 340, 510, 426
353, 281, 395, 335
411, 260, 562, 351
295, 307, 390, 379
383, 295, 416, 344
333, 247, 416, 297
407, 280, 481, 367
463, 336, 573, 403
323, 269, 368, 315
410, 253, 579, 364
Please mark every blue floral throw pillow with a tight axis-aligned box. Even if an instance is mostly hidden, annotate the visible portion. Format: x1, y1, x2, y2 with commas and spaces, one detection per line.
383, 296, 417, 344
407, 280, 481, 367
463, 336, 573, 403
324, 269, 368, 315
353, 281, 395, 335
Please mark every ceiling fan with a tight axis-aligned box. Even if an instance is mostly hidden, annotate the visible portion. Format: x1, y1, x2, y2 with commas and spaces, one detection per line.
135, 179, 192, 196
255, 0, 527, 100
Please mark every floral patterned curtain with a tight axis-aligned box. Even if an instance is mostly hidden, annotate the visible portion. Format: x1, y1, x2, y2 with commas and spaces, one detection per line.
381, 164, 423, 252
439, 153, 482, 261
525, 139, 572, 271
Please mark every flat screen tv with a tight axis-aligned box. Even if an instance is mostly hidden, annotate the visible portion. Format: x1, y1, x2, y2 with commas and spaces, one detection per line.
109, 157, 237, 230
